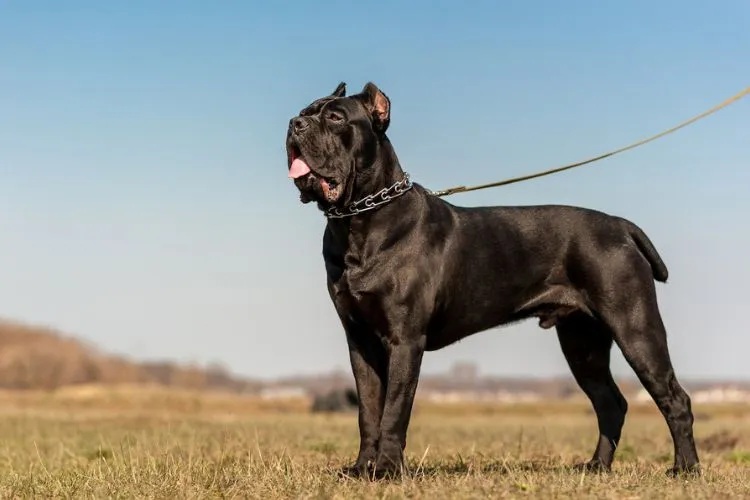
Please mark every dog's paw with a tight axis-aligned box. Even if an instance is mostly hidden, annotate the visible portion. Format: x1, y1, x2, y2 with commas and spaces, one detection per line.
371, 452, 407, 480
371, 462, 405, 480
572, 459, 612, 474
336, 460, 372, 480
666, 463, 702, 479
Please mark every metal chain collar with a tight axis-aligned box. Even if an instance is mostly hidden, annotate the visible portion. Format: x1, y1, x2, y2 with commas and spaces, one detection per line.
324, 173, 413, 219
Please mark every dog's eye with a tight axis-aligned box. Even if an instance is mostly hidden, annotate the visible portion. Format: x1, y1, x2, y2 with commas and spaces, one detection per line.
327, 111, 344, 123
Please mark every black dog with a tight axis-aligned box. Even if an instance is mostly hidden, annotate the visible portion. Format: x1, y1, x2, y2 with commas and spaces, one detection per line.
285, 82, 700, 478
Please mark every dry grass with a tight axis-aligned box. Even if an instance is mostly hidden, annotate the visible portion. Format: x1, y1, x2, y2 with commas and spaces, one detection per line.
0, 390, 747, 498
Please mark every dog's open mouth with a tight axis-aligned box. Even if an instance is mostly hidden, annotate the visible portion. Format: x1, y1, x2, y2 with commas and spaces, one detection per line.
288, 147, 342, 203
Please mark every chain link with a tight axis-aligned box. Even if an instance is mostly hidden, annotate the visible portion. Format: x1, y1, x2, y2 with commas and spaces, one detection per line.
324, 173, 413, 219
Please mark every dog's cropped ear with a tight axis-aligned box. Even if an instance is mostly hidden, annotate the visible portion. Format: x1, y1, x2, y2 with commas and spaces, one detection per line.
361, 82, 390, 133
331, 82, 346, 98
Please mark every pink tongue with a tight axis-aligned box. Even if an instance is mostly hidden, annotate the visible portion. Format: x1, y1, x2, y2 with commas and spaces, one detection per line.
288, 157, 312, 179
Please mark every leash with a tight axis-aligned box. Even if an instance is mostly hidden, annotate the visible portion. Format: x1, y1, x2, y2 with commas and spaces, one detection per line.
430, 85, 750, 198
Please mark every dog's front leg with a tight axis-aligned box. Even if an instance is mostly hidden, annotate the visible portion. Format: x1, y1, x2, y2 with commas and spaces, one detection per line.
343, 327, 387, 477
374, 335, 426, 478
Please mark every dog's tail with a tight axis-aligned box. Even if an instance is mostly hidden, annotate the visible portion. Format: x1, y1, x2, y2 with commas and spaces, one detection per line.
622, 219, 669, 283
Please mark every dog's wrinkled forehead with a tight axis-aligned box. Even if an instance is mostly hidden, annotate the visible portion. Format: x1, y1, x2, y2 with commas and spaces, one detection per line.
299, 96, 336, 117
293, 82, 390, 133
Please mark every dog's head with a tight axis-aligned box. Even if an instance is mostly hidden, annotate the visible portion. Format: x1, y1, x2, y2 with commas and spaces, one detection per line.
285, 82, 392, 209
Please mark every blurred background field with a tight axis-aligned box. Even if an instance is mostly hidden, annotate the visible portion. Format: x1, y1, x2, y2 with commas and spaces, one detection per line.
0, 319, 747, 498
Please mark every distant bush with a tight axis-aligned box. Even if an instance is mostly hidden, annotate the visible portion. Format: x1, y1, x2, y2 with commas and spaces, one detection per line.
0, 319, 259, 392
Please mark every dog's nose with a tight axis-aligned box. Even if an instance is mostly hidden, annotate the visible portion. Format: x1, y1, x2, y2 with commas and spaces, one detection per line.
291, 117, 309, 134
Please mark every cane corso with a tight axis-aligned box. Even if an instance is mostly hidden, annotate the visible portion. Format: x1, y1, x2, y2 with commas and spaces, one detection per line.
285, 82, 700, 479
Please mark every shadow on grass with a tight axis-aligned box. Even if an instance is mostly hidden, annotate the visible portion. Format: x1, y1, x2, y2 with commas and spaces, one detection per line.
332, 459, 598, 482
414, 459, 586, 477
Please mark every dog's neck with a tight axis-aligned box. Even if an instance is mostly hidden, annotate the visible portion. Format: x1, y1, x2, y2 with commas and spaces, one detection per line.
352, 136, 405, 198
326, 137, 415, 245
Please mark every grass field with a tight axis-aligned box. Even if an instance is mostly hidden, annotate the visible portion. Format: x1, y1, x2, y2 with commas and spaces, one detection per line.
0, 387, 748, 498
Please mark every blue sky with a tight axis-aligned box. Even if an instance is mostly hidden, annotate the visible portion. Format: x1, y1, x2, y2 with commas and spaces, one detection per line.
1, 1, 748, 380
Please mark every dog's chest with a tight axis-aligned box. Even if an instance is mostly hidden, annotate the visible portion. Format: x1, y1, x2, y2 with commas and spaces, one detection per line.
332, 263, 374, 312
328, 248, 393, 323
324, 224, 407, 334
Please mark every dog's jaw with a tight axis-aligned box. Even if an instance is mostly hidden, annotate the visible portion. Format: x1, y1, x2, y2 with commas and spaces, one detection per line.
287, 143, 344, 205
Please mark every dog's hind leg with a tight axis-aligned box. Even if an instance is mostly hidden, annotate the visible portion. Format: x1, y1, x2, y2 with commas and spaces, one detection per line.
599, 274, 700, 476
556, 314, 628, 472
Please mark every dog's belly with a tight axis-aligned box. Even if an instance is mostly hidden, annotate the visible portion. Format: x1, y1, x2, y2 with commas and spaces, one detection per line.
424, 279, 594, 352
425, 319, 511, 352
